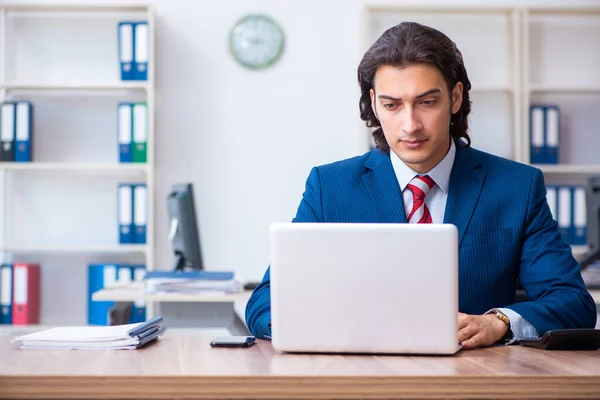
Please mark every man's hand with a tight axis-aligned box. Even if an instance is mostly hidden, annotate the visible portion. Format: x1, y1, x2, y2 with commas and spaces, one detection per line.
458, 312, 509, 349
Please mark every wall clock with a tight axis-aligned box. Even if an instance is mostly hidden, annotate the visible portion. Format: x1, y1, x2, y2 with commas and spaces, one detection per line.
229, 14, 285, 70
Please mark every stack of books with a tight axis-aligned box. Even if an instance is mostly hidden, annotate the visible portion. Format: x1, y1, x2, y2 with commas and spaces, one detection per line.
12, 316, 164, 350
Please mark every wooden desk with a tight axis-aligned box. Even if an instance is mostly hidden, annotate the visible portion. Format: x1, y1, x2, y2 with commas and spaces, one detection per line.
1, 333, 599, 400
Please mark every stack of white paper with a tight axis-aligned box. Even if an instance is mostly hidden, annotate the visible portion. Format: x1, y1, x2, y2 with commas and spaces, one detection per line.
149, 278, 242, 294
12, 317, 164, 350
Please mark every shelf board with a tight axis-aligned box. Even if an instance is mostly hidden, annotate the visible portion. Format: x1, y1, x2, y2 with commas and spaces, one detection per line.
470, 85, 513, 93
366, 5, 515, 15
1, 82, 148, 93
534, 164, 600, 174
1, 244, 148, 255
528, 84, 600, 93
2, 4, 150, 13
527, 8, 600, 17
0, 162, 149, 174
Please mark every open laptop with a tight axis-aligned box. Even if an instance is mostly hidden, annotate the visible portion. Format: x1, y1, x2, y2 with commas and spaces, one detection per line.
269, 222, 459, 355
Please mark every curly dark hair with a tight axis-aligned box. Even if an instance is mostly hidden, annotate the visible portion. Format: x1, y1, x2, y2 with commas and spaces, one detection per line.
358, 21, 472, 153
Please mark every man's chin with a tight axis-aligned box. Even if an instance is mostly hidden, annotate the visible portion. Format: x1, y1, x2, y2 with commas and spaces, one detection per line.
394, 150, 430, 167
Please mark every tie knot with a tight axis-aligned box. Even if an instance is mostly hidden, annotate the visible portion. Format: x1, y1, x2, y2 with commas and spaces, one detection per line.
407, 175, 435, 199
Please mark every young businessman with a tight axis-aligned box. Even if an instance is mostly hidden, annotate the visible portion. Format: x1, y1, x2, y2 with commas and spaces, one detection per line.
245, 22, 597, 348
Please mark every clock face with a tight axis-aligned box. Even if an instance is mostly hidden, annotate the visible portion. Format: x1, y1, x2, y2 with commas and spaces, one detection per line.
229, 14, 285, 70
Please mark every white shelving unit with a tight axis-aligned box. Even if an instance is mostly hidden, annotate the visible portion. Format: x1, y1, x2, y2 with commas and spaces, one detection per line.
523, 7, 600, 260
362, 5, 600, 261
0, 4, 156, 325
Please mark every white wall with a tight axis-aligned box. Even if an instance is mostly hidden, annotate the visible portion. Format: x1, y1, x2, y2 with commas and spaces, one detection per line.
2, 0, 599, 324
150, 0, 366, 280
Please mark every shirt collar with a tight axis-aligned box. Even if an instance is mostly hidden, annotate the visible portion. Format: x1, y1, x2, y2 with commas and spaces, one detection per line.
390, 139, 455, 194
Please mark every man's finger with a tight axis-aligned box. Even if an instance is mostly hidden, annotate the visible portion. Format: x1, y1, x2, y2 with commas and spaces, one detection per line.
462, 332, 484, 349
457, 313, 471, 330
458, 324, 478, 344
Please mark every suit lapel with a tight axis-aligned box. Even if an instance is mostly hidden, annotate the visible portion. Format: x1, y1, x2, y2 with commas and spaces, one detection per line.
444, 144, 486, 247
362, 150, 406, 223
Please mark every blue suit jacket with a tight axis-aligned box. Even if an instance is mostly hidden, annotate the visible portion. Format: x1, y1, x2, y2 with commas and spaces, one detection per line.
246, 143, 597, 339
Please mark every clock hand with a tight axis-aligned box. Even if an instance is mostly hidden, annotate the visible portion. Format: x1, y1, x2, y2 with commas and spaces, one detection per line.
248, 37, 264, 45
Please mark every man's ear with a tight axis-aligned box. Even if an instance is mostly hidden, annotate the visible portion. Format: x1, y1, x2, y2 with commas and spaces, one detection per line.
451, 82, 463, 114
370, 89, 379, 120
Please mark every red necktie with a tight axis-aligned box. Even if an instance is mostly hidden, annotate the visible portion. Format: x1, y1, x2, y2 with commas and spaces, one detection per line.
406, 175, 435, 224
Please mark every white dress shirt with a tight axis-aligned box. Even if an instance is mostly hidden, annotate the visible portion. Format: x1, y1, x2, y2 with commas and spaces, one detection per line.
390, 140, 539, 343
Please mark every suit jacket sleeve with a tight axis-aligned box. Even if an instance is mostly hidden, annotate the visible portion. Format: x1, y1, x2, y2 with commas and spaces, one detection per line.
506, 169, 597, 334
245, 167, 324, 339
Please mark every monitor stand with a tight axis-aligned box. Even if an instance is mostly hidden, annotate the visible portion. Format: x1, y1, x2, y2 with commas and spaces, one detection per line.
172, 251, 186, 272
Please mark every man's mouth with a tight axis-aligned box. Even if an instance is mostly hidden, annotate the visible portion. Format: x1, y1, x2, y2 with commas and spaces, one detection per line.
401, 139, 427, 149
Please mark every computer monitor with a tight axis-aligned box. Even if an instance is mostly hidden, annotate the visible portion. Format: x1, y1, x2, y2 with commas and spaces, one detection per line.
580, 176, 600, 270
166, 183, 204, 271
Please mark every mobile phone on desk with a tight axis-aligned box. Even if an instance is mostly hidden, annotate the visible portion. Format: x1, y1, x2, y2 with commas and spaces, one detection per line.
210, 336, 256, 348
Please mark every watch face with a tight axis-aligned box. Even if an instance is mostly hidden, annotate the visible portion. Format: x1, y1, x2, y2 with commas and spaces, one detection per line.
229, 14, 285, 69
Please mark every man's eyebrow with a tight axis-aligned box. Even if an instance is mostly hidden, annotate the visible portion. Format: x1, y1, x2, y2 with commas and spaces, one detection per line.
377, 88, 442, 101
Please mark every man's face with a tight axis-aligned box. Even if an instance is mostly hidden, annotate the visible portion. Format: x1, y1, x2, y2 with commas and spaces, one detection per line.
370, 64, 463, 174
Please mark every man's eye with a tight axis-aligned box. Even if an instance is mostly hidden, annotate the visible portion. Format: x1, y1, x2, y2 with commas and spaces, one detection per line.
421, 100, 436, 106
383, 103, 397, 110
